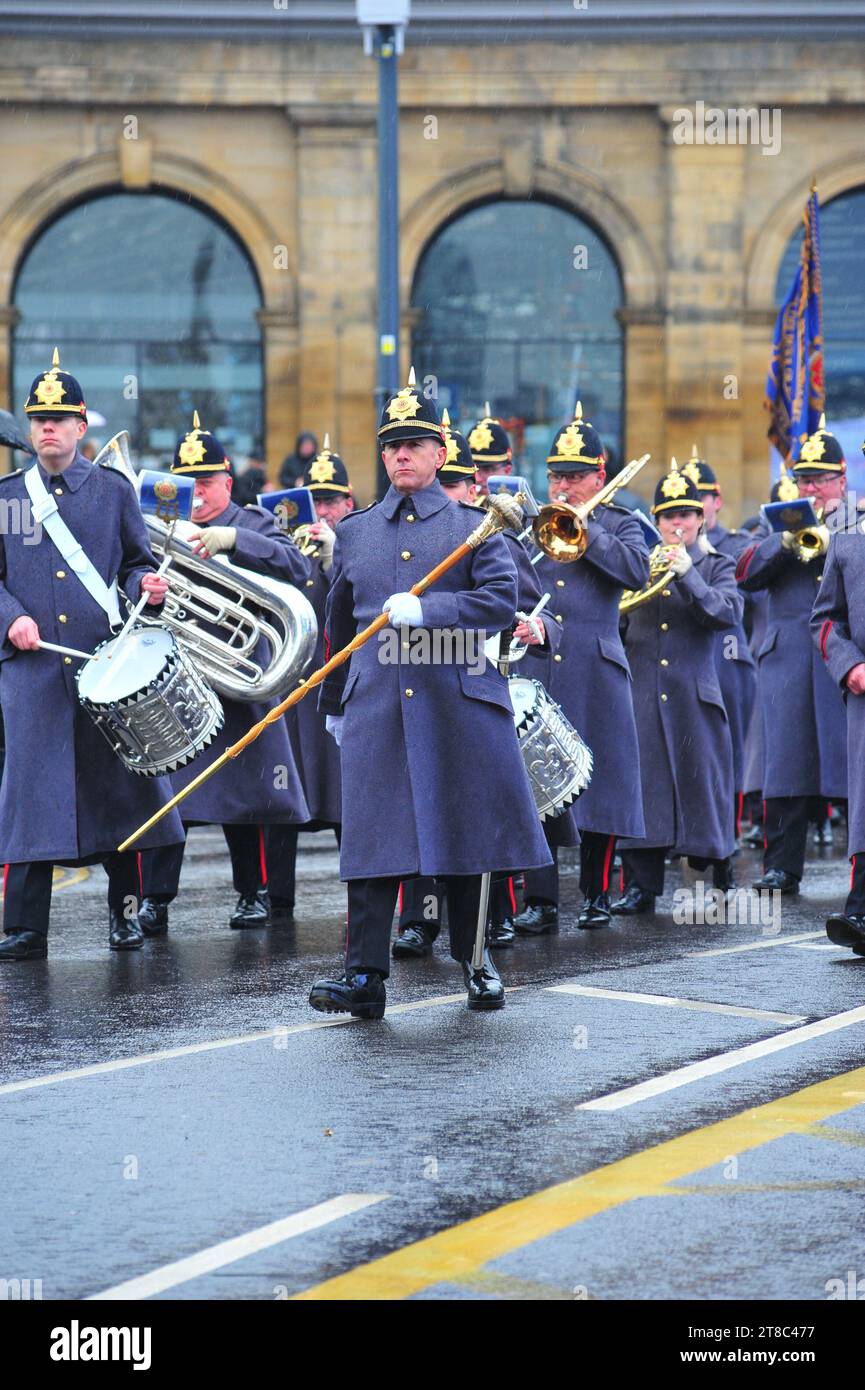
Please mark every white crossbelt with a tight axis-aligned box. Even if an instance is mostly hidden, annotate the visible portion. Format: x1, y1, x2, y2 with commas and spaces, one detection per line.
24, 465, 122, 627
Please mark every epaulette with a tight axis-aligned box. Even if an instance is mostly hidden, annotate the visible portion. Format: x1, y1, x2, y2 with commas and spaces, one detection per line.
457, 500, 485, 514
600, 500, 635, 516
97, 461, 134, 484
339, 502, 375, 520
0, 469, 23, 483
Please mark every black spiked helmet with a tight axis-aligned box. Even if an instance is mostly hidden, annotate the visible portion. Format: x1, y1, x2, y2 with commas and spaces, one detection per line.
794, 414, 845, 474
378, 367, 446, 445
303, 435, 352, 497
546, 402, 604, 472
171, 411, 230, 475
438, 409, 476, 484
652, 458, 704, 516
24, 347, 87, 420
468, 403, 513, 467
683, 444, 719, 494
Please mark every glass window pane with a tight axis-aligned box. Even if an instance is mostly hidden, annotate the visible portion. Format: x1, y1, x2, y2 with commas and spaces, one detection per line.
13, 191, 263, 463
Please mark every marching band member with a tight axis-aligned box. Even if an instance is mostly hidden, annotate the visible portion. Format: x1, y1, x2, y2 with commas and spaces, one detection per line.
736, 419, 848, 897
0, 351, 184, 960
137, 415, 311, 934
514, 405, 650, 932
268, 439, 354, 922
308, 374, 551, 1017
392, 411, 556, 958
612, 461, 741, 913
811, 468, 865, 950
469, 406, 513, 498
684, 448, 756, 843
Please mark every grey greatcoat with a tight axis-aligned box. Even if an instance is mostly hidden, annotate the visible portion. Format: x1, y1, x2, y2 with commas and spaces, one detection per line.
0, 454, 185, 863
707, 522, 757, 792
164, 501, 312, 825
737, 508, 848, 800
811, 512, 865, 858
319, 480, 552, 881
285, 556, 342, 827
619, 544, 742, 860
531, 504, 649, 839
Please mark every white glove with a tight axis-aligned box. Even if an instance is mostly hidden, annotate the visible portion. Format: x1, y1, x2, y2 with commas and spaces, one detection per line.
383, 592, 423, 627
325, 714, 344, 747
514, 612, 545, 646
189, 526, 237, 558
308, 519, 336, 569
666, 546, 692, 577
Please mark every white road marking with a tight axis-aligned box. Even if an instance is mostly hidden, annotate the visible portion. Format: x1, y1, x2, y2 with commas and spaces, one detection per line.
0, 990, 525, 1098
579, 1004, 865, 1111
791, 942, 849, 952
547, 983, 805, 1025
88, 1194, 387, 1300
687, 932, 824, 957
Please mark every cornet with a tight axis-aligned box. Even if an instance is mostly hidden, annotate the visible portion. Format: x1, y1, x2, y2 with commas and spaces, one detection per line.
620, 527, 685, 612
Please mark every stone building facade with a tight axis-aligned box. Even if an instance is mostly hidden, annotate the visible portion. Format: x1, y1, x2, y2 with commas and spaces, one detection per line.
1, 15, 865, 510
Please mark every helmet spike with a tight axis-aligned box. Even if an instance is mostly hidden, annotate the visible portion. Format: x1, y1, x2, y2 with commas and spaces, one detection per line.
442, 408, 451, 428
407, 365, 416, 387
323, 433, 331, 452
192, 410, 200, 430
574, 401, 583, 421
52, 347, 60, 369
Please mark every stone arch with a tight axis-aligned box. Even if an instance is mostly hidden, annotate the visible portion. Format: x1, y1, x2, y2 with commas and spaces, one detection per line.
400, 158, 661, 312
747, 155, 865, 312
0, 149, 294, 317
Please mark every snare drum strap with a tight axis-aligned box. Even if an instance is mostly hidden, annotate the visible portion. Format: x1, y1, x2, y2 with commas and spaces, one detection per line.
24, 466, 122, 628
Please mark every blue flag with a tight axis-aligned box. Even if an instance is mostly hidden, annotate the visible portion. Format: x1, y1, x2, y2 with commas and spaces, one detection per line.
765, 189, 824, 462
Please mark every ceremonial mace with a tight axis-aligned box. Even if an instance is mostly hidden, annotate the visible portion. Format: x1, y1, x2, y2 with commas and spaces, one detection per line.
118, 491, 526, 851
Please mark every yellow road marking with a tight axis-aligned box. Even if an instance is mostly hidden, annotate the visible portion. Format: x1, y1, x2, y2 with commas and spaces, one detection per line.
294, 1064, 865, 1300
1, 865, 90, 899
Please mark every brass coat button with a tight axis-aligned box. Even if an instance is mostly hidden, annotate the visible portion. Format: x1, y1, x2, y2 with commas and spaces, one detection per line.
661, 693, 668, 702
660, 658, 669, 667
662, 589, 671, 598
56, 570, 66, 579
401, 550, 412, 560
555, 614, 563, 622
54, 487, 63, 496
64, 657, 71, 665
59, 614, 67, 623
554, 654, 562, 662
661, 622, 669, 631
306, 579, 314, 587
406, 514, 416, 522
405, 688, 414, 697
556, 579, 565, 588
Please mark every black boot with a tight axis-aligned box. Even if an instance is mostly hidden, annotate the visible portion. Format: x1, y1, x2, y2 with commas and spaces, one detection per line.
513, 903, 558, 935
488, 916, 515, 949
269, 897, 295, 927
392, 923, 434, 959
462, 951, 505, 1010
826, 913, 865, 950
109, 910, 144, 951
309, 970, 386, 1019
752, 868, 800, 895
0, 930, 47, 962
139, 898, 169, 938
230, 893, 270, 928
578, 892, 612, 929
610, 885, 656, 915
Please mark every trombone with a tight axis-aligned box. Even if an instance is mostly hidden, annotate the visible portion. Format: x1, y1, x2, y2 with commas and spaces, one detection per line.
532, 454, 651, 562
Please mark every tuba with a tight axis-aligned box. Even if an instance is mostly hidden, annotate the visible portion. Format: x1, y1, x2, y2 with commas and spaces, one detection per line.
94, 434, 317, 703
533, 454, 650, 562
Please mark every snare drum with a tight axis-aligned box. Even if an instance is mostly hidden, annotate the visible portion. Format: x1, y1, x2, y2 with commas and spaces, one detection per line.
508, 676, 593, 820
76, 626, 224, 777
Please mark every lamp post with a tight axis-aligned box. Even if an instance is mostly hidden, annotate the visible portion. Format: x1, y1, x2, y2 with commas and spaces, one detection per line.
356, 1, 409, 497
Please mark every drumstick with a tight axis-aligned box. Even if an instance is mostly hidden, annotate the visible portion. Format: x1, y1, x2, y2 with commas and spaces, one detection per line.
109, 523, 176, 655
36, 640, 98, 661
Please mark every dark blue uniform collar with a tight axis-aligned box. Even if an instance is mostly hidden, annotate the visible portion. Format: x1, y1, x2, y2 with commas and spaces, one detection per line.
379, 478, 451, 521
34, 450, 93, 493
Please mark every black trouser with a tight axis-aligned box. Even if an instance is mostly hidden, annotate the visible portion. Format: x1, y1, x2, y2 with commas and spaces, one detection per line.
266, 823, 342, 912
620, 847, 732, 898
3, 852, 140, 937
523, 830, 617, 906
140, 825, 297, 904
349, 874, 484, 978
398, 873, 513, 940
763, 796, 811, 880
846, 854, 865, 917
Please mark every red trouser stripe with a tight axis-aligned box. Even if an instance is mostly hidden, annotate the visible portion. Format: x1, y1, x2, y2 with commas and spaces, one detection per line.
735, 792, 744, 837
507, 876, 516, 913
2, 863, 6, 898
852, 855, 856, 892
602, 836, 615, 892
762, 799, 768, 852
259, 827, 267, 886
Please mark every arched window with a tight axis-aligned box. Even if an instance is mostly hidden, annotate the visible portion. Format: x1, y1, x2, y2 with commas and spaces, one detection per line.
411, 199, 624, 491
775, 188, 865, 485
13, 191, 263, 464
